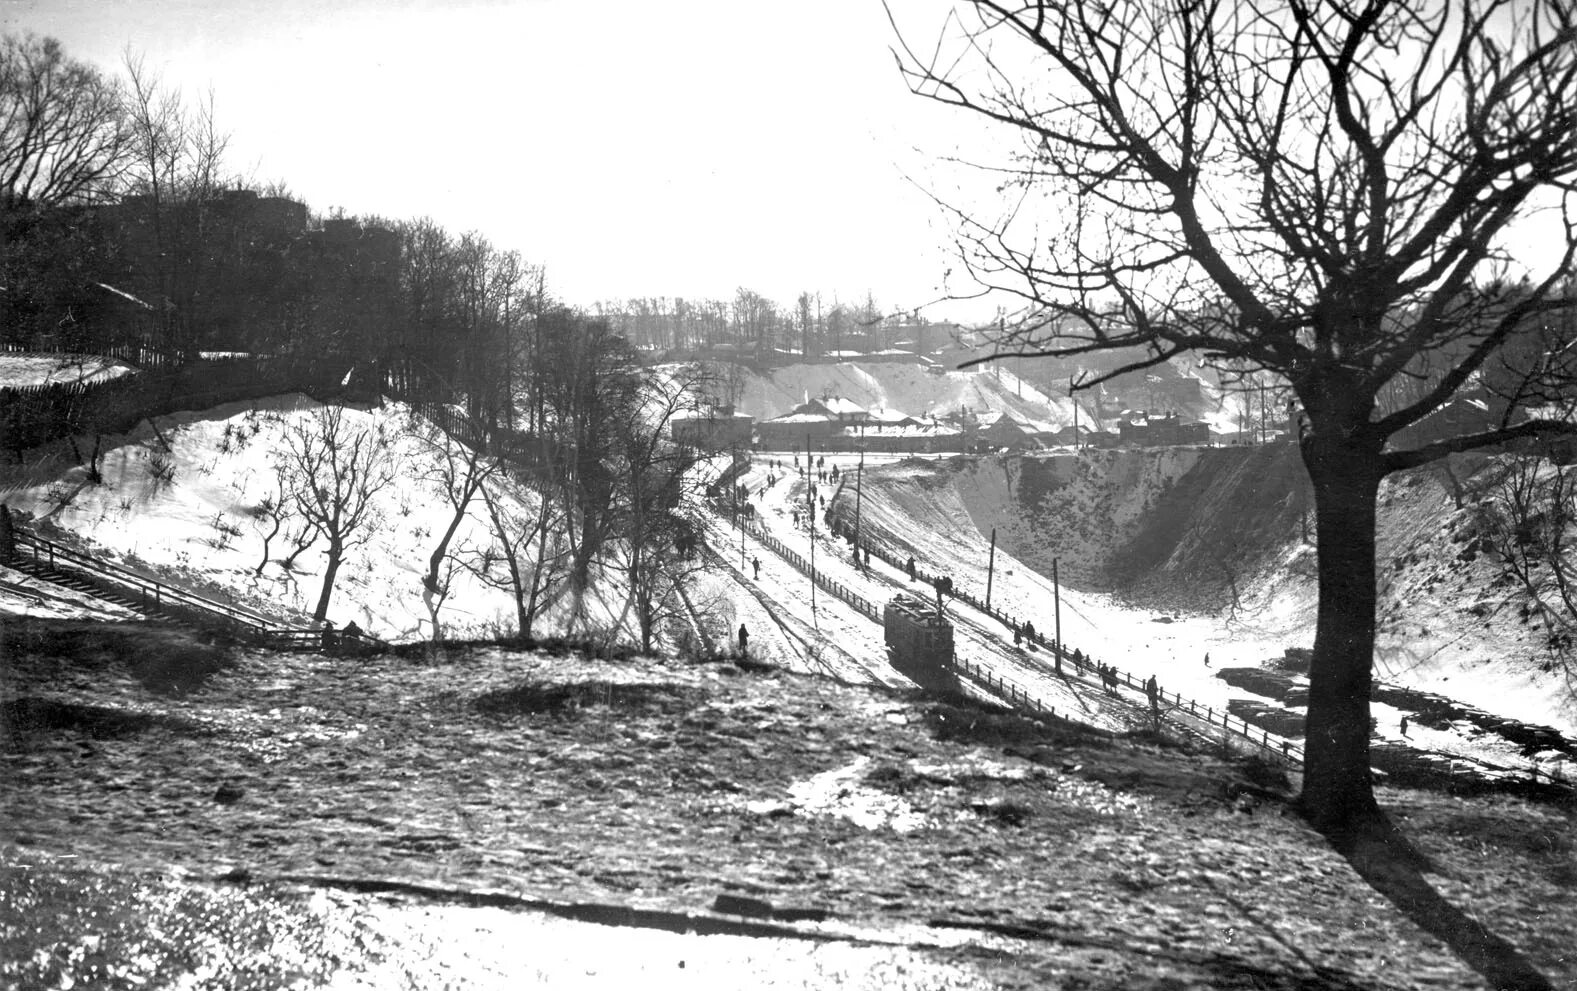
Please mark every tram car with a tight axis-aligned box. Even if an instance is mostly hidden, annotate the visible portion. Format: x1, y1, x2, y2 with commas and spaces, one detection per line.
883, 591, 959, 692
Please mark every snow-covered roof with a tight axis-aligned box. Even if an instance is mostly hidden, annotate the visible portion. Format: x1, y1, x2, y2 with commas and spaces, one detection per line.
764, 412, 835, 425
818, 396, 868, 416
865, 408, 916, 425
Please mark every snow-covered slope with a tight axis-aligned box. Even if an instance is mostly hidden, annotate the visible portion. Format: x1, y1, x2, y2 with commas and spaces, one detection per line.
1, 395, 594, 642
737, 362, 1076, 428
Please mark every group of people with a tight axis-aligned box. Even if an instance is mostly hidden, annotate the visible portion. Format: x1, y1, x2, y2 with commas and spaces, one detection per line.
319, 619, 367, 656
1011, 618, 1042, 647
1096, 662, 1121, 694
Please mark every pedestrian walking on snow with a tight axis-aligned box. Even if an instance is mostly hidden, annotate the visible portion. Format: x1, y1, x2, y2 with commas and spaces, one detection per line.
752, 557, 760, 580
1203, 652, 1211, 667
738, 624, 749, 656
1400, 716, 1409, 736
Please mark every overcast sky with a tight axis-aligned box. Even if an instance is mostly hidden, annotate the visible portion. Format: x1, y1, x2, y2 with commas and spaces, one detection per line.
5, 0, 995, 320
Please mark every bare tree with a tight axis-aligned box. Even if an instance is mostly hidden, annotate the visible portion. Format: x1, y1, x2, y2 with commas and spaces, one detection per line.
0, 33, 131, 207
466, 471, 571, 639
277, 405, 396, 622
249, 466, 291, 576
1476, 454, 1577, 676
613, 364, 714, 653
892, 0, 1577, 838
412, 412, 502, 641
531, 309, 643, 633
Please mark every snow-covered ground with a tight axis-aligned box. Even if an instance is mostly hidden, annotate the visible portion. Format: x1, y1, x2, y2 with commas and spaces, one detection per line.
732, 453, 1287, 724
0, 353, 133, 388
0, 395, 611, 641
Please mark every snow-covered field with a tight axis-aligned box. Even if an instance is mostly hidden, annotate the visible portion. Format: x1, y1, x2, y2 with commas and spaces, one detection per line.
0, 353, 133, 389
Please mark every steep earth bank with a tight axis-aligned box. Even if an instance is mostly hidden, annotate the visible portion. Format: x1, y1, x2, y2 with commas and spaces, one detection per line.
858, 446, 1577, 733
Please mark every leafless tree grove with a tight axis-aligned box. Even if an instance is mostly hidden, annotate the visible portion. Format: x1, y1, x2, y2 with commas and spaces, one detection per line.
0, 33, 131, 207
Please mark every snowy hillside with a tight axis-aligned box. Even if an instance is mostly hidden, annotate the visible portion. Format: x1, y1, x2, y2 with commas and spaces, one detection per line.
736, 361, 1077, 429
0, 395, 611, 642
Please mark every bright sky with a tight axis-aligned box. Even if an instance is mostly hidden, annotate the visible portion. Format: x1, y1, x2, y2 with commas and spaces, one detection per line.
7, 1, 1567, 327
4, 0, 997, 321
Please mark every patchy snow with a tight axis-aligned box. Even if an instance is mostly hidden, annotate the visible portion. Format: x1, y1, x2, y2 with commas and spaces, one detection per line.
752, 756, 931, 833
3, 360, 1572, 775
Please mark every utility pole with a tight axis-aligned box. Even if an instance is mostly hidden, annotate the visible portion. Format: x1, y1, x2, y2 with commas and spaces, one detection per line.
1053, 557, 1062, 654
854, 426, 865, 569
1070, 377, 1079, 449
807, 432, 817, 616
985, 527, 997, 611
1259, 379, 1268, 445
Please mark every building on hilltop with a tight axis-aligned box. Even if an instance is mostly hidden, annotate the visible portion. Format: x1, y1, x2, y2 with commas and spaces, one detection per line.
757, 410, 839, 449
977, 410, 1043, 452
670, 405, 756, 451
800, 395, 870, 425
84, 190, 397, 356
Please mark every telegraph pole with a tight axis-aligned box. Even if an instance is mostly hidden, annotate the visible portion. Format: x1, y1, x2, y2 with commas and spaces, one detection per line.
807, 432, 817, 616
1259, 380, 1268, 445
1053, 557, 1062, 654
1071, 379, 1079, 449
985, 527, 997, 611
854, 427, 865, 570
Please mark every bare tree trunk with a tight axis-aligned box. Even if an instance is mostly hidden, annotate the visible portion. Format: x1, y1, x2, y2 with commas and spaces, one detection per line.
314, 538, 343, 621
1299, 437, 1384, 840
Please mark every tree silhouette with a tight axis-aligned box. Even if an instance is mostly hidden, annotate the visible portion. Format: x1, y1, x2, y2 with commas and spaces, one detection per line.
892, 0, 1577, 838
